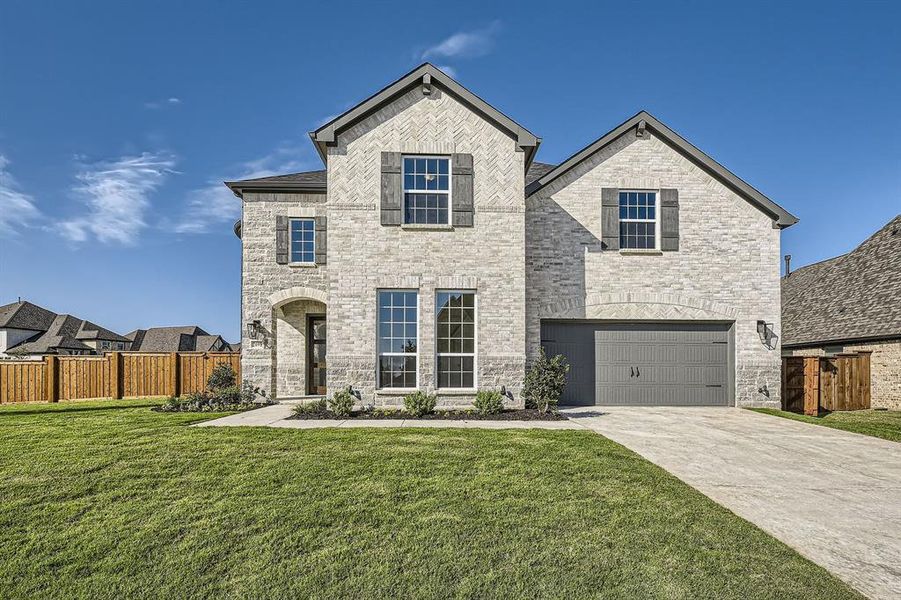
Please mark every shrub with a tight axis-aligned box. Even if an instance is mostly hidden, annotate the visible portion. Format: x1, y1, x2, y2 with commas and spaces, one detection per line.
328, 388, 355, 418
474, 389, 504, 415
522, 349, 570, 413
207, 363, 237, 391
404, 390, 437, 417
294, 397, 327, 416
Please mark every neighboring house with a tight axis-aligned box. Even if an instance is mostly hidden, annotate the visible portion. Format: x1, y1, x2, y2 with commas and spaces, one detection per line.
782, 215, 901, 409
227, 64, 797, 407
126, 326, 234, 352
0, 300, 130, 357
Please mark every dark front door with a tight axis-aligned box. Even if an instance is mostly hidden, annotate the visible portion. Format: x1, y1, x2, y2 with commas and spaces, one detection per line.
307, 315, 326, 395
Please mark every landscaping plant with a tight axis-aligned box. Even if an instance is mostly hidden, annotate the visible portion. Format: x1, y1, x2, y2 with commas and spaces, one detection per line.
207, 363, 237, 391
404, 390, 437, 417
474, 389, 504, 415
522, 349, 570, 413
328, 388, 355, 418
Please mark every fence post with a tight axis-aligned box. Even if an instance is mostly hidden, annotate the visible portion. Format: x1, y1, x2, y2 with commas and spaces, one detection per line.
109, 352, 122, 399
45, 355, 59, 403
802, 357, 819, 416
170, 353, 180, 398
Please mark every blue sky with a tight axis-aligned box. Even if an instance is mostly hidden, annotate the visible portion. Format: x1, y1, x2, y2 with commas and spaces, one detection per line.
1, 0, 898, 342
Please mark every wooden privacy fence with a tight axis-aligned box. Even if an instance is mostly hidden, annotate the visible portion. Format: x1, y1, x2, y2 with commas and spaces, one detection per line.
781, 352, 871, 415
0, 352, 240, 404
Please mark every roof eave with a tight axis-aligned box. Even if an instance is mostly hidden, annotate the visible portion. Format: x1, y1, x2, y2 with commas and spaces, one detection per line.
224, 180, 328, 199
527, 111, 799, 228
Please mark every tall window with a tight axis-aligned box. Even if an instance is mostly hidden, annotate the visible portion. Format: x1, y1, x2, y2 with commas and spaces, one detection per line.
619, 191, 658, 249
378, 291, 418, 388
404, 156, 450, 224
290, 218, 315, 263
436, 291, 476, 388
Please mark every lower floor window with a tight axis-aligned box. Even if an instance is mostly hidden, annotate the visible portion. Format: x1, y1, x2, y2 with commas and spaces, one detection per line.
436, 291, 476, 388
377, 290, 418, 388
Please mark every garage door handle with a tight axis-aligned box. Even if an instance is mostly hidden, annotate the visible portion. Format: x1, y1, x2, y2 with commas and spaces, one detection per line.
705, 384, 722, 388
636, 367, 640, 378
630, 366, 634, 378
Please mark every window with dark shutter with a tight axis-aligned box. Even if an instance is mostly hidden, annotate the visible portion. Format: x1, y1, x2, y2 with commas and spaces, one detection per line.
275, 215, 289, 264
451, 153, 473, 227
660, 189, 679, 251
601, 188, 620, 250
380, 152, 402, 225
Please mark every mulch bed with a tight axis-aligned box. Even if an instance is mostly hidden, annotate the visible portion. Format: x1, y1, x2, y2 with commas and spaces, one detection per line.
289, 408, 565, 421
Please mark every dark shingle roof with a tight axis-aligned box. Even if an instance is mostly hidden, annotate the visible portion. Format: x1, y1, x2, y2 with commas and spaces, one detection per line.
75, 320, 131, 342
526, 161, 556, 186
0, 301, 57, 331
126, 326, 233, 352
782, 214, 901, 347
8, 314, 94, 354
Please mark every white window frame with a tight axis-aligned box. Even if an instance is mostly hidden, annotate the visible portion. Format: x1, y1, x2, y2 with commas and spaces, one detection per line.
402, 155, 452, 225
435, 290, 478, 390
288, 217, 316, 265
617, 190, 660, 251
376, 289, 420, 390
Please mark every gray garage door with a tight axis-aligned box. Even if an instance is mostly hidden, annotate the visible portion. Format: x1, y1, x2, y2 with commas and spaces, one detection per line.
540, 322, 731, 406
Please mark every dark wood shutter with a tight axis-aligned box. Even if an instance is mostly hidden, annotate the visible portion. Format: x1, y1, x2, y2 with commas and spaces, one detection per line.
380, 152, 402, 225
314, 216, 327, 265
275, 215, 289, 264
451, 153, 474, 227
601, 188, 620, 250
660, 188, 679, 251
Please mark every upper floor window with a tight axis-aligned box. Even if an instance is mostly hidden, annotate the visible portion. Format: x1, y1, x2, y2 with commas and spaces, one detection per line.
378, 290, 418, 388
100, 341, 111, 350
404, 156, 449, 225
619, 191, 658, 250
290, 218, 315, 264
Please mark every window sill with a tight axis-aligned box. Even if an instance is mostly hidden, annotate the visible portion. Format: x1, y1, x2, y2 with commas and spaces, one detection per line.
288, 262, 318, 268
436, 388, 478, 395
619, 249, 663, 256
375, 388, 418, 395
400, 223, 454, 231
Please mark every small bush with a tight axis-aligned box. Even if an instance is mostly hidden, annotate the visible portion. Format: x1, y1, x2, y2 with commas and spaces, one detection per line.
404, 390, 437, 417
207, 363, 237, 391
522, 349, 570, 414
294, 397, 327, 416
474, 389, 504, 415
329, 388, 355, 418
156, 379, 269, 413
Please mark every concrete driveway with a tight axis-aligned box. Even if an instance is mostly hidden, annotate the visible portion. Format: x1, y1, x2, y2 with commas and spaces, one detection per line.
561, 406, 901, 600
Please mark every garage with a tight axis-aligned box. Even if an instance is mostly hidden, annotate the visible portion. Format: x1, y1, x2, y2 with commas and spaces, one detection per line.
540, 321, 733, 406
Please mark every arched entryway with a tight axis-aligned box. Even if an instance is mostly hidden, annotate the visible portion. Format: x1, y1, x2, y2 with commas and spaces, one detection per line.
268, 287, 327, 399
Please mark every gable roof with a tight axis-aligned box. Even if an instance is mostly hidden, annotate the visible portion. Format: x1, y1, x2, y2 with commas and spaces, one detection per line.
0, 300, 57, 331
126, 326, 233, 352
525, 111, 798, 228
8, 314, 94, 355
782, 214, 901, 347
309, 63, 540, 168
75, 320, 131, 342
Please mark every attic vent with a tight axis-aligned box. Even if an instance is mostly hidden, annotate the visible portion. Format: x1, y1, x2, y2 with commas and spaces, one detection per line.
422, 73, 432, 95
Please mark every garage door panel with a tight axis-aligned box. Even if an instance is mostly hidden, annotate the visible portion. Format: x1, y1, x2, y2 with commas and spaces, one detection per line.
541, 321, 731, 407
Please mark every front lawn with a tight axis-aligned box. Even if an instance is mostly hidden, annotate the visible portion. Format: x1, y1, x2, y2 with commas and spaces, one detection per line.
0, 400, 859, 599
751, 408, 901, 443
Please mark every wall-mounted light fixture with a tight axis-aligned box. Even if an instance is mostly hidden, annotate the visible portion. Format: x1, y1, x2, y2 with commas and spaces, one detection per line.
246, 319, 263, 339
757, 320, 777, 348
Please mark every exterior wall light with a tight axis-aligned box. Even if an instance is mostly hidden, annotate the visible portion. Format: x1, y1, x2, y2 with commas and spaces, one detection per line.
756, 320, 777, 348
247, 319, 263, 339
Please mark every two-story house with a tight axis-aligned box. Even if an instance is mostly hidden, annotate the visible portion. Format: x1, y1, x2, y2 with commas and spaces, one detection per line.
227, 64, 797, 408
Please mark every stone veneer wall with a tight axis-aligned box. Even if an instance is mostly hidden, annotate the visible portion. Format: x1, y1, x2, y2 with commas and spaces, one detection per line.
325, 85, 527, 407
784, 340, 901, 410
275, 299, 325, 398
525, 131, 783, 408
241, 192, 328, 398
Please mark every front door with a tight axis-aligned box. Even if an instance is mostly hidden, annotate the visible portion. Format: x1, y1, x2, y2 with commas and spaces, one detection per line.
307, 315, 326, 395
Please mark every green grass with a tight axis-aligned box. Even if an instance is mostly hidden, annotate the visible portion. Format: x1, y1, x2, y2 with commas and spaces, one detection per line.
0, 400, 860, 599
750, 408, 901, 442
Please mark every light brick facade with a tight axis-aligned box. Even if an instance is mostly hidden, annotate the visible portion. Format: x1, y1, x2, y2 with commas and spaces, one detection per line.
237, 67, 789, 408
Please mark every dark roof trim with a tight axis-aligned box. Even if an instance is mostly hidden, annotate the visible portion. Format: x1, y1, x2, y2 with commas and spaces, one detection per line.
526, 111, 799, 228
310, 63, 540, 169
224, 179, 326, 198
783, 332, 901, 349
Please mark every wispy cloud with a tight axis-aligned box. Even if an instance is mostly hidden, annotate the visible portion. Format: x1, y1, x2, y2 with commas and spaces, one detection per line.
144, 97, 182, 110
436, 65, 457, 78
0, 155, 41, 237
175, 145, 317, 235
60, 152, 176, 244
421, 21, 501, 60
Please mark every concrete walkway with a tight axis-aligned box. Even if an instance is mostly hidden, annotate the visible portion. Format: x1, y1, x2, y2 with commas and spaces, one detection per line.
193, 403, 581, 430
561, 406, 901, 600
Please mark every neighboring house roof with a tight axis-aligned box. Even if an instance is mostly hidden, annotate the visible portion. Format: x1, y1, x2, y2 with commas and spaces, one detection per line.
126, 326, 234, 352
309, 63, 540, 168
8, 314, 94, 355
75, 320, 131, 342
782, 214, 901, 347
525, 111, 798, 228
0, 300, 57, 332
